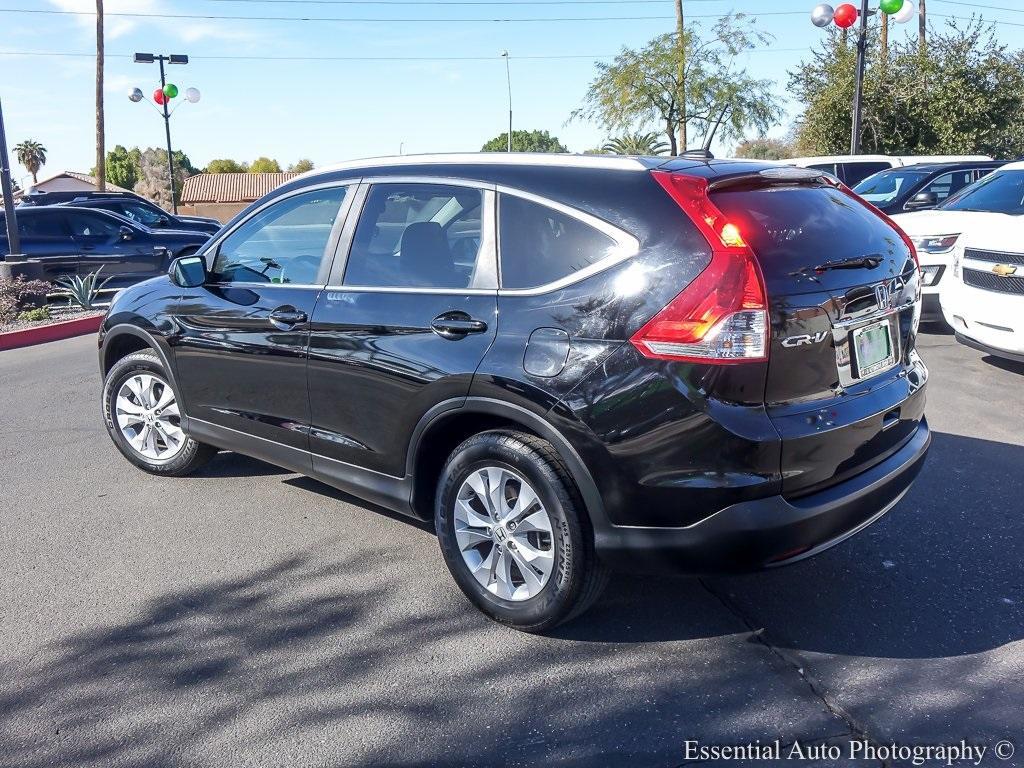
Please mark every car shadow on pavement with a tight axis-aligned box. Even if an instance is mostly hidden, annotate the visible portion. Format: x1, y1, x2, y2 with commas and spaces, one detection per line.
980, 354, 1024, 376
199, 451, 293, 478
561, 431, 1023, 657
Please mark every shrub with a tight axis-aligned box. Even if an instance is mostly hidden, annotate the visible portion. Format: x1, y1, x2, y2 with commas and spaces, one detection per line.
16, 306, 51, 322
0, 275, 54, 325
56, 268, 111, 310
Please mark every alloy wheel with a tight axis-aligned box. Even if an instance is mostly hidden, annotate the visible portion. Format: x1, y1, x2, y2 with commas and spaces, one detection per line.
115, 373, 186, 461
453, 466, 555, 601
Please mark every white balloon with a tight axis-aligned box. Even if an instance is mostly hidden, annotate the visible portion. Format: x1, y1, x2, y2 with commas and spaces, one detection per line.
894, 0, 915, 23
128, 87, 144, 103
810, 3, 834, 28
185, 87, 201, 104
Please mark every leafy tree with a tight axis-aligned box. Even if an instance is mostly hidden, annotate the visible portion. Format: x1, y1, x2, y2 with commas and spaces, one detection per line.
572, 15, 781, 155
288, 158, 314, 173
734, 136, 796, 160
791, 18, 1024, 157
14, 140, 47, 183
103, 145, 139, 190
249, 157, 282, 173
481, 130, 567, 153
602, 131, 670, 155
205, 158, 248, 173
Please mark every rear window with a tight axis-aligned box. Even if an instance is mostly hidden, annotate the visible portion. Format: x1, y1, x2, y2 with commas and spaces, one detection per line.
499, 194, 617, 289
711, 185, 912, 291
842, 161, 891, 186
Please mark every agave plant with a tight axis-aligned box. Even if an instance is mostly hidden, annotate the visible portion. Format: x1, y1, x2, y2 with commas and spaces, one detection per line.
601, 131, 670, 156
57, 268, 112, 310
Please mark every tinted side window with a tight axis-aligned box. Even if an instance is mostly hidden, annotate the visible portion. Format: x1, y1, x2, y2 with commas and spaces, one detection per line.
498, 194, 617, 290
842, 162, 891, 186
921, 171, 974, 204
68, 211, 121, 238
344, 183, 483, 289
212, 186, 347, 284
17, 211, 70, 238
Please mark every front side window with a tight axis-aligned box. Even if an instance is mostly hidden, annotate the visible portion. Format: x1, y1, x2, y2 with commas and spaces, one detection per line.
118, 202, 165, 227
211, 186, 348, 284
68, 211, 122, 239
920, 171, 975, 205
343, 183, 483, 289
941, 170, 1024, 215
498, 194, 617, 290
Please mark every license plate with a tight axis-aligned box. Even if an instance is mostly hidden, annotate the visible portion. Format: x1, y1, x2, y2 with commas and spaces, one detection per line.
850, 320, 896, 379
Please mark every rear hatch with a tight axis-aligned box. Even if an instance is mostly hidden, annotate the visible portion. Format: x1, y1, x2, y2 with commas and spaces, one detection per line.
709, 171, 924, 496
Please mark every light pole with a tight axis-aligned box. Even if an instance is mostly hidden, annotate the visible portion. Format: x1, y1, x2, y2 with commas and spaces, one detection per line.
810, 1, 917, 154
0, 97, 22, 259
501, 51, 512, 153
129, 52, 199, 214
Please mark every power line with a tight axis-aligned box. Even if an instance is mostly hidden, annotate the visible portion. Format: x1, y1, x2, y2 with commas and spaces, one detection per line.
932, 12, 1024, 26
932, 0, 1024, 13
0, 47, 811, 61
0, 7, 806, 22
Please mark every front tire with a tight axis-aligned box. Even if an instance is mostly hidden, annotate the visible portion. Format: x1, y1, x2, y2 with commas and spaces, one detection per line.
102, 350, 216, 476
435, 430, 608, 632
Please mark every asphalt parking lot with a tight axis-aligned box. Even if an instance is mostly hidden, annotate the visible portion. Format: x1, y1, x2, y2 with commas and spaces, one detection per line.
1, 328, 1021, 768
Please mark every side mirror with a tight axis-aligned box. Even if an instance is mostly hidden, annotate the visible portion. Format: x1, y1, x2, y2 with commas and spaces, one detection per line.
904, 191, 939, 211
119, 225, 134, 241
168, 255, 208, 288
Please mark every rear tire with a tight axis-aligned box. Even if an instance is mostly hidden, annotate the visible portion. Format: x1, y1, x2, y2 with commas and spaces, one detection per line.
102, 350, 216, 476
435, 430, 608, 632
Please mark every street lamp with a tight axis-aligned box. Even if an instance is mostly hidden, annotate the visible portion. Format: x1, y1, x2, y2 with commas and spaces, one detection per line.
501, 51, 512, 153
128, 52, 199, 214
810, 1, 916, 154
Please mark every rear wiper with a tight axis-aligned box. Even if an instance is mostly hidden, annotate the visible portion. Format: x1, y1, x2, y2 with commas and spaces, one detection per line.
813, 255, 883, 272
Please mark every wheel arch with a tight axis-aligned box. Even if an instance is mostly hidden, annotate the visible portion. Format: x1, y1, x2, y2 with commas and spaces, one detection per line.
407, 398, 607, 530
100, 324, 181, 401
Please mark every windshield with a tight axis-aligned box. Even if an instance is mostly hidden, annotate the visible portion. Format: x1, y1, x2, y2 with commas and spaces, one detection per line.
941, 170, 1024, 214
853, 169, 927, 205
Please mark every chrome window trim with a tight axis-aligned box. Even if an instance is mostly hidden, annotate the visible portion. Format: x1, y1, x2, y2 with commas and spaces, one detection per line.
494, 184, 641, 296
201, 179, 361, 289
325, 177, 498, 292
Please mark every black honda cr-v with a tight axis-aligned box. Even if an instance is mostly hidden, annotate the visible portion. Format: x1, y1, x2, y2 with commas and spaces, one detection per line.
98, 154, 930, 631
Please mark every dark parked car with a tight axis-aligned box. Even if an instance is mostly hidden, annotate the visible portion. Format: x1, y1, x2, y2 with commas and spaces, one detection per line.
852, 161, 1004, 214
61, 196, 221, 236
20, 190, 220, 228
0, 206, 210, 288
97, 154, 930, 630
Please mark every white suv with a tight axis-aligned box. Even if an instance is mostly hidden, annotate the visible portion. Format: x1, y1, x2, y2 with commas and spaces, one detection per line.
897, 162, 1024, 362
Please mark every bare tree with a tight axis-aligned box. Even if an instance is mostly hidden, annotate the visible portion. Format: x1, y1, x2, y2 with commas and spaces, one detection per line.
95, 0, 105, 191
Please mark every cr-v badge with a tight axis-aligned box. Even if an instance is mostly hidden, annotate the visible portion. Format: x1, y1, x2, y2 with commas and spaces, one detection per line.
781, 330, 830, 347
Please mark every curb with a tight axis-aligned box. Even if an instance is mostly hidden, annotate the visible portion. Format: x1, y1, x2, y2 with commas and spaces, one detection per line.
0, 314, 104, 352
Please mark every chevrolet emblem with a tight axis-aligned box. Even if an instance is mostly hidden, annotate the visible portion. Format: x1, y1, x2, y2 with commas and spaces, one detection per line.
992, 264, 1018, 277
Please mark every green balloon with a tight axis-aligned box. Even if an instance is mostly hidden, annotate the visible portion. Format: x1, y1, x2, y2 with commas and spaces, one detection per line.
879, 0, 903, 13
163, 83, 179, 99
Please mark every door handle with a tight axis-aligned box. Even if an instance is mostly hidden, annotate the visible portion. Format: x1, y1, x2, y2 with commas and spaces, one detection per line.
431, 312, 488, 339
269, 307, 308, 329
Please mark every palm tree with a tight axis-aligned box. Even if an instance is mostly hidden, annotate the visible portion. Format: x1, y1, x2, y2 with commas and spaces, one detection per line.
14, 140, 47, 183
601, 132, 670, 156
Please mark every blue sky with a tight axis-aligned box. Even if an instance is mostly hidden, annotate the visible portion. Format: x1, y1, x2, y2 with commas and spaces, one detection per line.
1, 0, 1022, 185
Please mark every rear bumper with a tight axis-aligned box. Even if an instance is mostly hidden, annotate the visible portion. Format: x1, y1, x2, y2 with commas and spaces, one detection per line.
594, 418, 930, 574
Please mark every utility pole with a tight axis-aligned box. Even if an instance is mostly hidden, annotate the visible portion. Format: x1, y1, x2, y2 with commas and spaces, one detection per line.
675, 0, 686, 154
918, 0, 927, 54
849, 0, 870, 154
880, 9, 889, 62
95, 0, 105, 191
0, 98, 22, 259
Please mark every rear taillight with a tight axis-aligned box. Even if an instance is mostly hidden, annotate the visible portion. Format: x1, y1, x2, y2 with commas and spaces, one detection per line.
824, 176, 920, 269
631, 171, 768, 364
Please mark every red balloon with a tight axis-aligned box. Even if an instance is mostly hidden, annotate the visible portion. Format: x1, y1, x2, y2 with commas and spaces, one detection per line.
153, 88, 167, 105
833, 3, 858, 27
